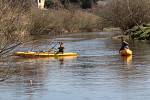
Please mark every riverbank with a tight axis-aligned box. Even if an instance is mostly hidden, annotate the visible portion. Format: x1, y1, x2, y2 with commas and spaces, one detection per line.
110, 24, 150, 41
0, 2, 103, 57
126, 24, 150, 40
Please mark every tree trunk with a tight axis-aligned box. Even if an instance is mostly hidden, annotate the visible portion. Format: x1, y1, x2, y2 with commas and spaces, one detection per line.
81, 0, 95, 9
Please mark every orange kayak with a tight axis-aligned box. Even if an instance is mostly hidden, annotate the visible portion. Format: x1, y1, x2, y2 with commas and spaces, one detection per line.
120, 49, 132, 56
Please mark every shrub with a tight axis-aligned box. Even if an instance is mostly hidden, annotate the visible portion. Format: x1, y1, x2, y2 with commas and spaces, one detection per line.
99, 0, 150, 30
29, 8, 101, 35
0, 0, 30, 56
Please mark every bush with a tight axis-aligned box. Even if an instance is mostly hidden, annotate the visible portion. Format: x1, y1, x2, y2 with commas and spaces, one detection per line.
0, 0, 30, 56
29, 8, 101, 35
99, 0, 150, 30
130, 25, 150, 40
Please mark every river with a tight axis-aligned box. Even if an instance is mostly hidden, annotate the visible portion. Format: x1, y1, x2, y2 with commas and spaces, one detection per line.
0, 32, 150, 100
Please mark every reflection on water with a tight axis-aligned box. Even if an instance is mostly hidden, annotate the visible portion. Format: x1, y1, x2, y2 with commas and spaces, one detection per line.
121, 55, 132, 65
0, 32, 150, 100
14, 56, 77, 63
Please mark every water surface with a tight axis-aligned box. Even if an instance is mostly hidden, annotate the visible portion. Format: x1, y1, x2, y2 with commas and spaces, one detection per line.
0, 32, 150, 100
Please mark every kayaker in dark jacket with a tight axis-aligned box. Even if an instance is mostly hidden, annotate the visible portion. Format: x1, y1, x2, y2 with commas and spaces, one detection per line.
119, 37, 129, 51
57, 42, 64, 53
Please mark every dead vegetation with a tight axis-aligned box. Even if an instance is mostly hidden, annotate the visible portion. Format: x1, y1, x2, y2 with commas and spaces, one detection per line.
99, 0, 150, 30
0, 0, 31, 57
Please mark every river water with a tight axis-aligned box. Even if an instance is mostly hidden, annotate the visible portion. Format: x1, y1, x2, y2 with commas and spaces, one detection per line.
0, 32, 150, 100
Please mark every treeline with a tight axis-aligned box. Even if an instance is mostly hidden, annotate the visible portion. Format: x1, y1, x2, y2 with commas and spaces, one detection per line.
44, 0, 98, 9
102, 0, 150, 40
99, 0, 150, 31
30, 0, 103, 35
0, 0, 102, 56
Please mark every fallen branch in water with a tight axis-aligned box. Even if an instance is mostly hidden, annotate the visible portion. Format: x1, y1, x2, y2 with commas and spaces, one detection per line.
0, 42, 22, 57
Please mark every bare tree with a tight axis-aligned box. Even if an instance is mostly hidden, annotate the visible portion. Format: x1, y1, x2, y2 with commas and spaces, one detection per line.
100, 0, 150, 30
0, 0, 31, 57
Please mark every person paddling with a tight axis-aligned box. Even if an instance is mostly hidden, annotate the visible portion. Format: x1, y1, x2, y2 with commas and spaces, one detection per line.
57, 42, 64, 54
119, 37, 129, 52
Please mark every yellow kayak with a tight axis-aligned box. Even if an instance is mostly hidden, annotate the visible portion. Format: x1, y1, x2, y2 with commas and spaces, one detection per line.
121, 55, 132, 64
120, 49, 132, 56
14, 52, 78, 58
